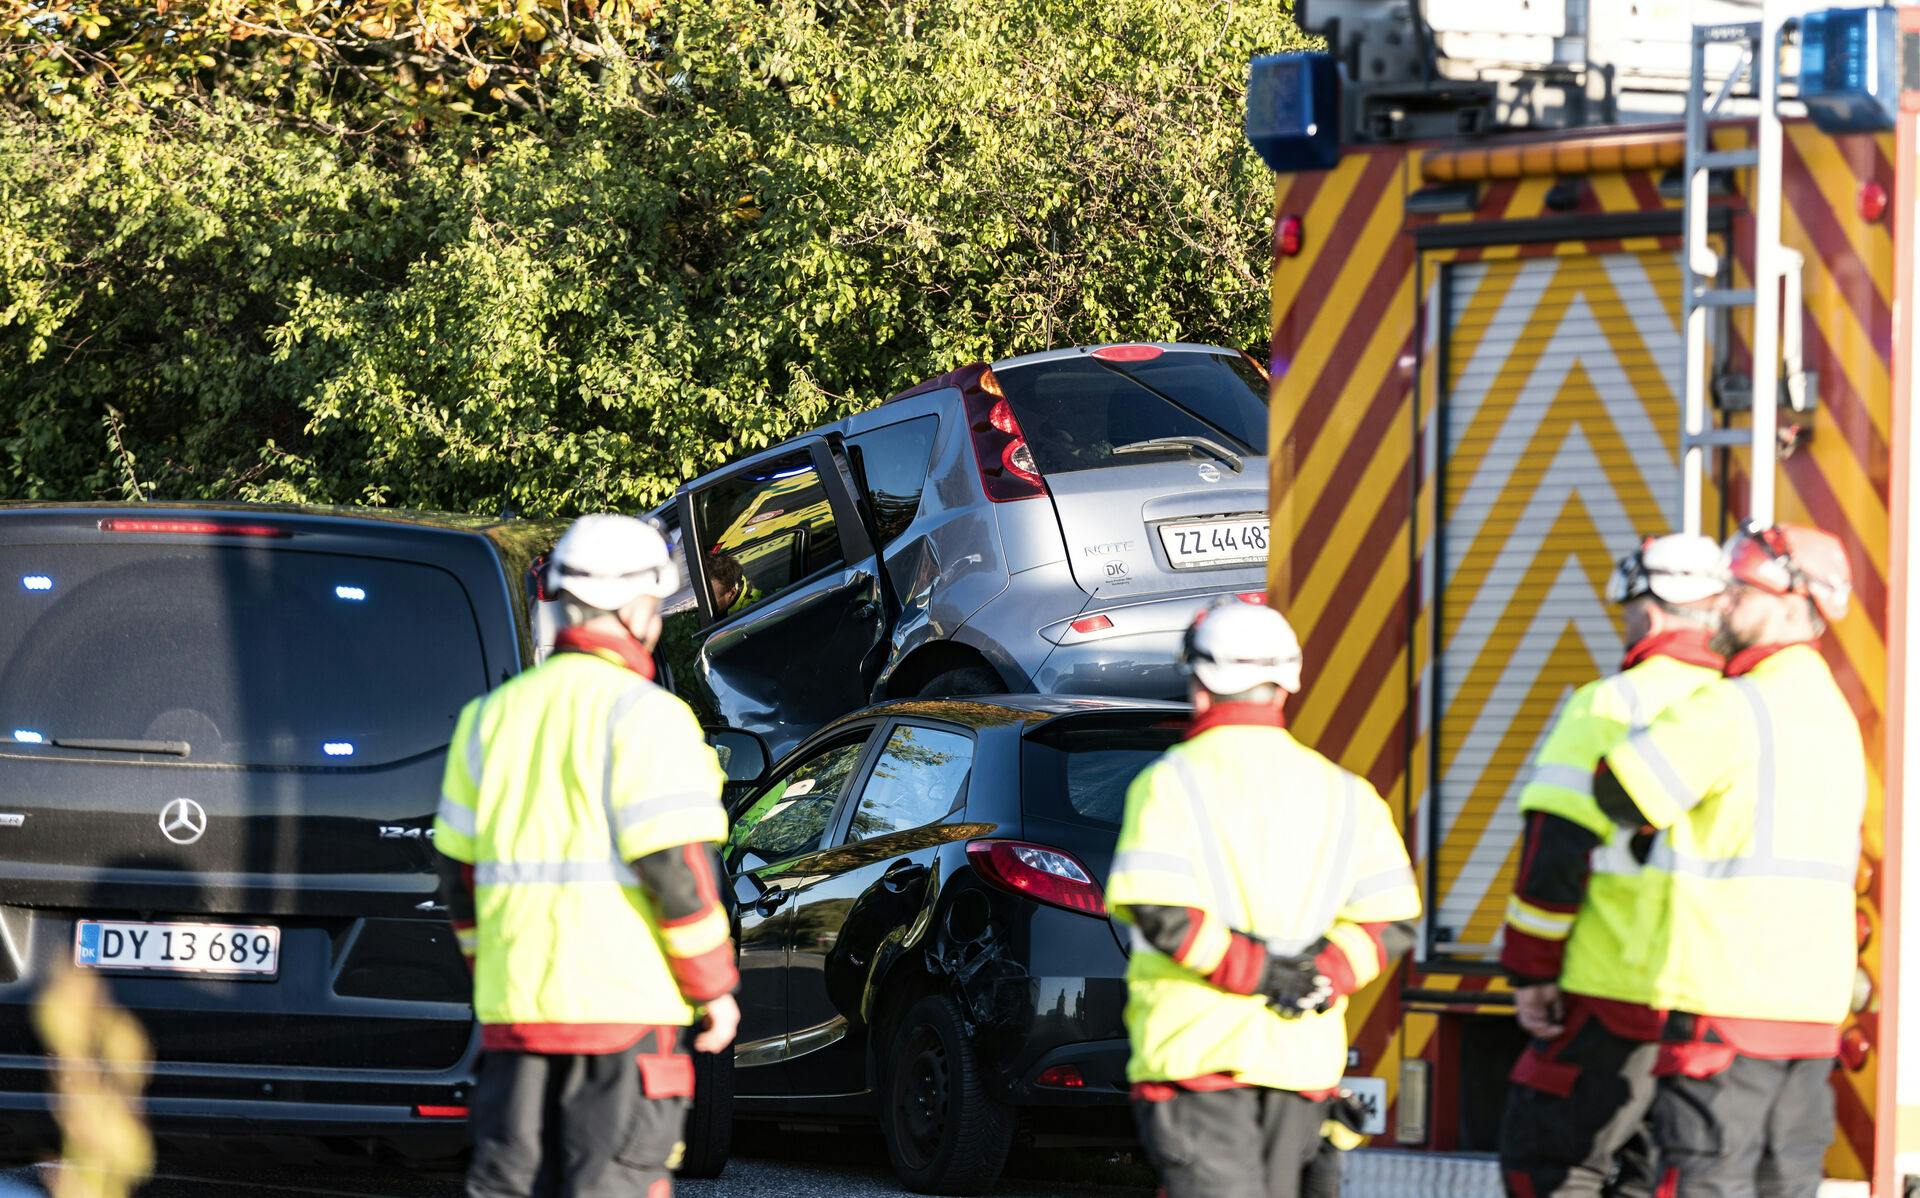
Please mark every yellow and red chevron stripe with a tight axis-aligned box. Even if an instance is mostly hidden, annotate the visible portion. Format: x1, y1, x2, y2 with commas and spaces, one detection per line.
1265, 120, 1893, 1178
1731, 123, 1893, 1182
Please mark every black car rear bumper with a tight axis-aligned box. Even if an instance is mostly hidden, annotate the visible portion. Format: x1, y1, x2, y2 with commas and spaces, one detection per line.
1013, 1037, 1131, 1106
0, 1055, 476, 1159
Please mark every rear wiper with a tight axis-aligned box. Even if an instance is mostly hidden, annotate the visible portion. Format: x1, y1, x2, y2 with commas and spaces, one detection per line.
49, 737, 191, 758
1111, 436, 1245, 474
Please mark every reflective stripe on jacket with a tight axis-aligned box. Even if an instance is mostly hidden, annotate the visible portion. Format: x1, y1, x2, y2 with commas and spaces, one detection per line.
1506, 653, 1720, 1004
433, 651, 727, 1029
1604, 644, 1864, 1025
1108, 725, 1421, 1092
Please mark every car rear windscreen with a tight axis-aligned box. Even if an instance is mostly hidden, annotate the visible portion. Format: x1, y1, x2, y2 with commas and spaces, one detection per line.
1022, 721, 1183, 830
0, 543, 489, 768
993, 351, 1269, 475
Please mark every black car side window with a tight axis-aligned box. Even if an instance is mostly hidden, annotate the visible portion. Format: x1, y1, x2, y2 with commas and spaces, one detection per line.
844, 725, 974, 844
695, 451, 846, 623
731, 737, 870, 863
846, 416, 939, 548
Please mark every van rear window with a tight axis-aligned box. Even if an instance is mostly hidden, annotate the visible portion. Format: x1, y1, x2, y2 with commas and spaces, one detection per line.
0, 544, 488, 768
993, 351, 1269, 476
1022, 721, 1183, 829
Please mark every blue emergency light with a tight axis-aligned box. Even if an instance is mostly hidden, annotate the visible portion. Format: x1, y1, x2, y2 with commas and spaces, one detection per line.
1245, 53, 1340, 173
1799, 6, 1897, 134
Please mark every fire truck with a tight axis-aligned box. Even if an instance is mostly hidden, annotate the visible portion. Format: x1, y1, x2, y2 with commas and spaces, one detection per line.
1246, 2, 1914, 1192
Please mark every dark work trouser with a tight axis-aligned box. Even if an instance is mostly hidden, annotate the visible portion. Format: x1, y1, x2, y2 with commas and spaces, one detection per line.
1499, 1014, 1660, 1198
1133, 1086, 1328, 1198
1653, 1055, 1836, 1198
467, 1029, 691, 1198
1300, 1139, 1343, 1198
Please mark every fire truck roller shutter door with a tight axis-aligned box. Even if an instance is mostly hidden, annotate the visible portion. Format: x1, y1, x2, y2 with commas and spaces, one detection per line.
1428, 248, 1690, 959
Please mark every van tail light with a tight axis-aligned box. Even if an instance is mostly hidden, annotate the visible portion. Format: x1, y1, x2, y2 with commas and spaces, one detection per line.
98, 518, 289, 538
967, 840, 1106, 916
962, 370, 1048, 504
413, 1104, 469, 1118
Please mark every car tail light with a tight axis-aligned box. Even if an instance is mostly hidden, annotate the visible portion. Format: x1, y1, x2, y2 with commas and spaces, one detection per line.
1090, 344, 1164, 363
1069, 614, 1113, 634
967, 840, 1106, 916
1236, 591, 1268, 605
1036, 1064, 1085, 1088
97, 518, 289, 538
413, 1104, 469, 1118
962, 370, 1048, 504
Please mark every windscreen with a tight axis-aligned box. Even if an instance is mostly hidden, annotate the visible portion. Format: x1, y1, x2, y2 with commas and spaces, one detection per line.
0, 543, 489, 768
993, 351, 1269, 475
1022, 721, 1183, 830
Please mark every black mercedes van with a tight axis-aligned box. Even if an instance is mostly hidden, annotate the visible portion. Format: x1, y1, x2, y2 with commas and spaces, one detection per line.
0, 504, 549, 1159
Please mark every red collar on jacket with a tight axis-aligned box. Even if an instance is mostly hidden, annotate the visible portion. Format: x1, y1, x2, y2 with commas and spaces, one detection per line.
1621, 629, 1723, 673
1187, 701, 1287, 739
554, 626, 657, 679
1724, 641, 1812, 678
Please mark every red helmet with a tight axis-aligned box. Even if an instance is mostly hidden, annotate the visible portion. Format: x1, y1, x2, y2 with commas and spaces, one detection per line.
1723, 523, 1851, 624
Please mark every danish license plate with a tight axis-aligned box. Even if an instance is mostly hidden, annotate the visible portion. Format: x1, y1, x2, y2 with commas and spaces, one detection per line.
75, 920, 280, 977
1159, 517, 1270, 569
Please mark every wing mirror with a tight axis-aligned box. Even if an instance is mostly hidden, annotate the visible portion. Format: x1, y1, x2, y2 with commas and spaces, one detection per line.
706, 727, 770, 788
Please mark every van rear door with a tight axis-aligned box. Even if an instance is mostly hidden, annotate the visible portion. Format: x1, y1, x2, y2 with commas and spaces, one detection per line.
0, 511, 516, 918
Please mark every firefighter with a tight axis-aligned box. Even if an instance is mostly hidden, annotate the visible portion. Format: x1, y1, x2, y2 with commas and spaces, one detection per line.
1107, 598, 1422, 1198
1497, 533, 1729, 1198
431, 514, 740, 1198
1597, 523, 1862, 1197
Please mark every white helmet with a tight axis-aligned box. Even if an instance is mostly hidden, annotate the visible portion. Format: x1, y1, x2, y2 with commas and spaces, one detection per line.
1605, 533, 1727, 606
546, 514, 679, 611
1179, 598, 1304, 696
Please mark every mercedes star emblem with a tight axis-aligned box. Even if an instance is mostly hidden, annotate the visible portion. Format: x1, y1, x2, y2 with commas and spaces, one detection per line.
159, 797, 208, 846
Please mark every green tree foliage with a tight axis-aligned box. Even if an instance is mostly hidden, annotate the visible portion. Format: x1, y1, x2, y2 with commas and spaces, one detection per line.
0, 1, 1310, 514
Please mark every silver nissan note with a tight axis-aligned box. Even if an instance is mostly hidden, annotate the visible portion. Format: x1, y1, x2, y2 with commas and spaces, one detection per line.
634, 342, 1273, 757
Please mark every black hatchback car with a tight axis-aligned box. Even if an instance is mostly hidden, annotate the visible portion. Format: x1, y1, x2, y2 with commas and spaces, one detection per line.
0, 503, 551, 1159
711, 695, 1185, 1195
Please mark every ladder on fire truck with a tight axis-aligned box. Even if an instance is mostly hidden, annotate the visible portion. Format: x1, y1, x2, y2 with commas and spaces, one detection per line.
1679, 5, 1814, 537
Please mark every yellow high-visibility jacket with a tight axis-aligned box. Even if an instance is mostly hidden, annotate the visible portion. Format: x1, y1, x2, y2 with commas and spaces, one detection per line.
433, 651, 727, 1029
1605, 645, 1864, 1024
1108, 724, 1421, 1092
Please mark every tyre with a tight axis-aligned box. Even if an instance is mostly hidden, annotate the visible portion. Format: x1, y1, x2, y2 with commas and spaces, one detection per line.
676, 1047, 733, 1179
879, 994, 1015, 1195
916, 666, 1004, 699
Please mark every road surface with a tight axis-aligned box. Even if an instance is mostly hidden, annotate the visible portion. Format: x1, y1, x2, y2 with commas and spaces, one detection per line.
2, 1125, 1154, 1197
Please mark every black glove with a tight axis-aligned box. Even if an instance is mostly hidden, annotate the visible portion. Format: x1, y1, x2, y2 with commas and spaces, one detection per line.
1260, 948, 1332, 1018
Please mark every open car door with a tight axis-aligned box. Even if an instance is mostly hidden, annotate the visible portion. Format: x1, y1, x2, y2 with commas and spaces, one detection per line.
676, 437, 892, 758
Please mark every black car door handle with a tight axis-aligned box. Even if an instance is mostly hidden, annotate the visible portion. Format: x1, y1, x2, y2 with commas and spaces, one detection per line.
880, 861, 928, 894
754, 890, 790, 916
848, 570, 881, 621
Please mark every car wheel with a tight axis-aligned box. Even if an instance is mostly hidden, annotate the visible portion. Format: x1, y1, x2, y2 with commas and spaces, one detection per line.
880, 994, 1014, 1195
676, 1046, 732, 1179
916, 666, 1004, 699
